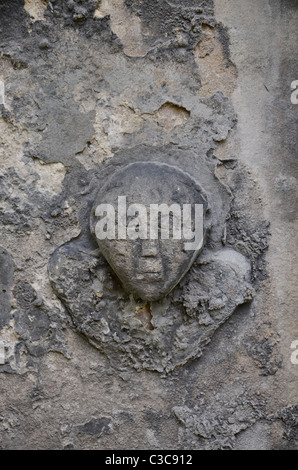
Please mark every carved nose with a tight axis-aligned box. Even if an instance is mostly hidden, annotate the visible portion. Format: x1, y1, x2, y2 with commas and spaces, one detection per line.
138, 241, 163, 279
141, 243, 158, 258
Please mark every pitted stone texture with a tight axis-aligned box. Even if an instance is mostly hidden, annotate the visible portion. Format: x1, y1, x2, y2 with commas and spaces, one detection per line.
48, 145, 260, 372
49, 238, 252, 373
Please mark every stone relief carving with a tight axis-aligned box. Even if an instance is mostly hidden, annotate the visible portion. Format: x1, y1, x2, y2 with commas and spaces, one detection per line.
90, 162, 209, 302
48, 146, 255, 373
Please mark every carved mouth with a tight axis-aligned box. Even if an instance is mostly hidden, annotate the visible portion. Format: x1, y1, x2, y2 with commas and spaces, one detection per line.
137, 259, 164, 280
136, 272, 163, 281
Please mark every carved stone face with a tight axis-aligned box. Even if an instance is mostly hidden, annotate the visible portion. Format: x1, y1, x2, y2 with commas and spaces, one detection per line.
90, 162, 208, 301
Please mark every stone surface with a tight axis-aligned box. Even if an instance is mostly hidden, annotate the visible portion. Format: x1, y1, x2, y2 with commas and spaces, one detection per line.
48, 151, 255, 371
90, 161, 209, 301
0, 0, 296, 450
49, 239, 253, 373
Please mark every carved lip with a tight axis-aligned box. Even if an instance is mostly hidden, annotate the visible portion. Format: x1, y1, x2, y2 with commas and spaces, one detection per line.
136, 272, 163, 281
136, 260, 164, 280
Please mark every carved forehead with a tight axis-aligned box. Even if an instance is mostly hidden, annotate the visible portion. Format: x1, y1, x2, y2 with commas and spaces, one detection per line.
96, 162, 208, 206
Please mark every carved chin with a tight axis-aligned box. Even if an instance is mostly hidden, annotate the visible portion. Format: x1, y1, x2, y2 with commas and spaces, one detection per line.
125, 282, 171, 302
117, 272, 179, 302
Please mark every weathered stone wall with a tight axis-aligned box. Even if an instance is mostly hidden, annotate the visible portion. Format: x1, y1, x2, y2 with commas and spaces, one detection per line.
0, 0, 297, 450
